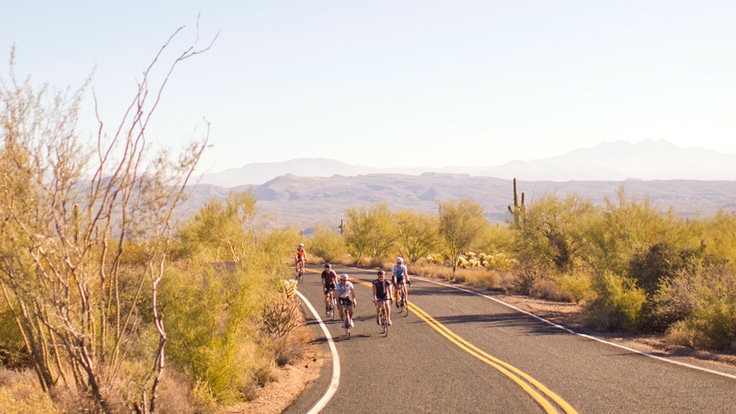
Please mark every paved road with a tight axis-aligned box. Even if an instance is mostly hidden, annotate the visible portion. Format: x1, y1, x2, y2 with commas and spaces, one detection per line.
285, 266, 736, 414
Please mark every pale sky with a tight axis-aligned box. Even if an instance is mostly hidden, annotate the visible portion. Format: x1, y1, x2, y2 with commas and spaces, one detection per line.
3, 1, 735, 175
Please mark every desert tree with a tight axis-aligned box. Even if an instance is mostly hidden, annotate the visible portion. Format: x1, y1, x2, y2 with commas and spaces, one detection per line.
342, 202, 397, 264
437, 197, 487, 275
394, 209, 439, 263
175, 190, 260, 263
0, 24, 214, 413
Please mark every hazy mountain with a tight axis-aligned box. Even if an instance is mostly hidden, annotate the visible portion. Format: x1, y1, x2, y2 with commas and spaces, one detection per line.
195, 140, 736, 187
181, 140, 736, 230
180, 173, 736, 231
482, 140, 736, 181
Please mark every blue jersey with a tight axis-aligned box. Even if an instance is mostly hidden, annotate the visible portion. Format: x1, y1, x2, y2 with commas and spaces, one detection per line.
393, 264, 407, 281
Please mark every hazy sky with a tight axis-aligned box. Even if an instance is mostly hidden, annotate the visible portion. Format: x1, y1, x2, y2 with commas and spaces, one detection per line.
3, 1, 735, 174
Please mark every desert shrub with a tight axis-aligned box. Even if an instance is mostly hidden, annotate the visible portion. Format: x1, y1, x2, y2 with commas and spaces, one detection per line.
260, 226, 302, 268
529, 278, 575, 303
662, 266, 736, 351
513, 193, 594, 274
556, 272, 594, 304
584, 271, 647, 332
190, 380, 217, 414
161, 263, 273, 404
476, 223, 516, 258
512, 266, 546, 295
479, 252, 519, 271
155, 369, 195, 414
410, 260, 456, 281
261, 296, 303, 339
309, 223, 348, 264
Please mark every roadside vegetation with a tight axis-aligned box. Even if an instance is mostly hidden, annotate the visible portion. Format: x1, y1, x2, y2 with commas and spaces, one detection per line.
0, 32, 307, 413
315, 180, 736, 355
2, 28, 736, 414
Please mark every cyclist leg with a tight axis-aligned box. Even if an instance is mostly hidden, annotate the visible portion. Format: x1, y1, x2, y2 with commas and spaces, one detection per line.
385, 299, 392, 324
375, 300, 382, 324
337, 301, 345, 322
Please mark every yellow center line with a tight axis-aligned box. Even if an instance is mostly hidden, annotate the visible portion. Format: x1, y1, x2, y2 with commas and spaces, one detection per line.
409, 302, 578, 414
331, 275, 577, 414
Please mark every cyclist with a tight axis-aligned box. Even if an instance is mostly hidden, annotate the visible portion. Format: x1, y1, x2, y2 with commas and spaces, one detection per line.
392, 257, 411, 307
336, 274, 356, 328
295, 243, 307, 275
321, 263, 338, 315
372, 269, 392, 326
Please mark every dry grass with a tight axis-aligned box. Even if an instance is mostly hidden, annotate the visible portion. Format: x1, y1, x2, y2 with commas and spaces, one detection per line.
0, 369, 61, 414
410, 261, 515, 291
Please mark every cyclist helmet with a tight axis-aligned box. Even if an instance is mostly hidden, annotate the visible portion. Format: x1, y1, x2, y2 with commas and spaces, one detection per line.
298, 243, 304, 248
377, 270, 386, 276
396, 257, 404, 263
325, 263, 331, 269
339, 274, 349, 281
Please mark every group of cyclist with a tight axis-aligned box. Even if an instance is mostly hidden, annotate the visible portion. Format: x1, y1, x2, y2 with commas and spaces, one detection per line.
319, 254, 411, 329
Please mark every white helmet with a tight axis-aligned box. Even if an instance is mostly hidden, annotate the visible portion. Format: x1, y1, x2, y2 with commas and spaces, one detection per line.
339, 274, 349, 281
298, 243, 304, 248
396, 257, 404, 263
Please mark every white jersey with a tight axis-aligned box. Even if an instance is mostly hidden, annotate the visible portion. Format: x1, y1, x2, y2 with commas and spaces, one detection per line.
336, 281, 355, 299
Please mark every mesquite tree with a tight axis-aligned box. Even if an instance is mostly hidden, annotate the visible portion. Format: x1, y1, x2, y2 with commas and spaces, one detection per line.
438, 197, 487, 275
0, 27, 213, 413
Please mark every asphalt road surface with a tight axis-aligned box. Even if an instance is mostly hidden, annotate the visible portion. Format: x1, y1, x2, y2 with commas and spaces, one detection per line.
285, 266, 736, 414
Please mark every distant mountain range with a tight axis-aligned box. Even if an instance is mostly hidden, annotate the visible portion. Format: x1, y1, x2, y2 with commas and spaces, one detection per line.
195, 140, 736, 187
177, 140, 736, 230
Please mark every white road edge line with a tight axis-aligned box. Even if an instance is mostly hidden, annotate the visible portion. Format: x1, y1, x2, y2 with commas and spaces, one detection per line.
296, 290, 341, 413
417, 277, 736, 381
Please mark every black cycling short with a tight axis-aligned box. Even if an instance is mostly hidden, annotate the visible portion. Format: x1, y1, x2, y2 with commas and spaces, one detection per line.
338, 297, 353, 307
323, 283, 336, 295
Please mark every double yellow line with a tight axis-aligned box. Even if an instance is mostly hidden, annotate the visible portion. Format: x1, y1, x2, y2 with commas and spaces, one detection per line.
409, 302, 578, 414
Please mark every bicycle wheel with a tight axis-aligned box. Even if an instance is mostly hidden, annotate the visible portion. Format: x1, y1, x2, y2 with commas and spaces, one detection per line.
401, 290, 409, 317
381, 306, 389, 337
343, 311, 351, 338
330, 296, 336, 320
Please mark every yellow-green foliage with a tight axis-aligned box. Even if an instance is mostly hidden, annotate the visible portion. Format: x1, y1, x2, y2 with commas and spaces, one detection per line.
309, 223, 348, 263
556, 272, 594, 304
261, 226, 302, 267
701, 211, 736, 270
586, 271, 647, 332
0, 299, 27, 368
343, 202, 397, 262
438, 197, 488, 274
394, 210, 440, 263
161, 262, 278, 403
663, 266, 736, 351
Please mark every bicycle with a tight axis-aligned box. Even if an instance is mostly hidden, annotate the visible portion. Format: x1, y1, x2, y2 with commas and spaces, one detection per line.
396, 282, 410, 317
326, 291, 337, 320
339, 298, 354, 338
376, 299, 391, 337
295, 260, 305, 283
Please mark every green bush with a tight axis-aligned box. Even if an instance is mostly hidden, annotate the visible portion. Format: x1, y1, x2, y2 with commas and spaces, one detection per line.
555, 272, 594, 304
585, 271, 646, 332
308, 223, 348, 264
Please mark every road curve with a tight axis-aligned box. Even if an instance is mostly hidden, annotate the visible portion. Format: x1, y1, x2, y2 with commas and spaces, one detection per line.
287, 266, 736, 413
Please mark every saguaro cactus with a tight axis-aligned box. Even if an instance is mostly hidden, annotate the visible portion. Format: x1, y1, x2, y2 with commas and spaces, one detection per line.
507, 178, 525, 229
